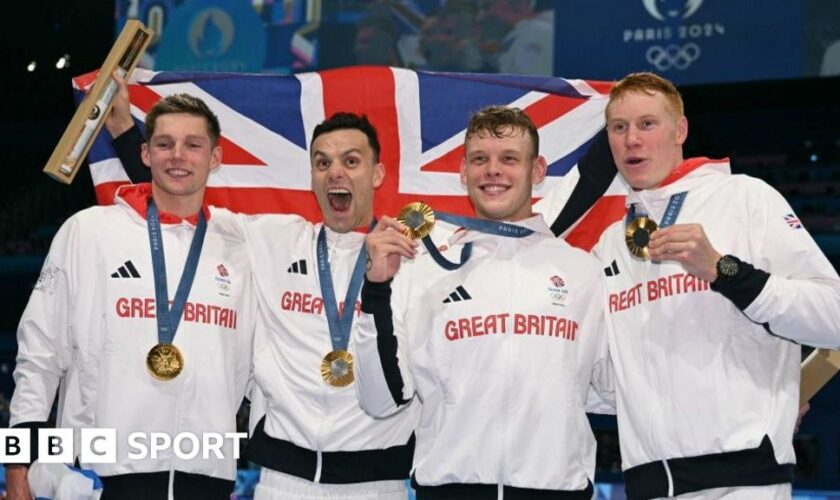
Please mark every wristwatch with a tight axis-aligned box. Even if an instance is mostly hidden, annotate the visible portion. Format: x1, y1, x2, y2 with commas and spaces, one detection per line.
715, 255, 741, 283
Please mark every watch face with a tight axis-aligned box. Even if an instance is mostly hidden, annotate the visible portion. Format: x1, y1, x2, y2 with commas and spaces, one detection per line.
718, 256, 739, 278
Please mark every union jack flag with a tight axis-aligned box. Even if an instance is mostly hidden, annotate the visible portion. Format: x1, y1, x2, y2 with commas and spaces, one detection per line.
73, 66, 627, 251
784, 213, 802, 229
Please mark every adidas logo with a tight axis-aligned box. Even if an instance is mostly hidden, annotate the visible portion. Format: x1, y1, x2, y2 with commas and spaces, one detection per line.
111, 260, 141, 278
443, 286, 472, 303
287, 259, 308, 275
604, 260, 620, 277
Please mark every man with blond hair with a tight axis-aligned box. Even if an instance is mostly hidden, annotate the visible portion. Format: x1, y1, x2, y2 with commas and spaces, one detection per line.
594, 72, 840, 499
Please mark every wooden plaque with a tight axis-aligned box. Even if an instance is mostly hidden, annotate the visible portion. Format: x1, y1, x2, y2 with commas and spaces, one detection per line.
800, 348, 840, 407
43, 20, 153, 184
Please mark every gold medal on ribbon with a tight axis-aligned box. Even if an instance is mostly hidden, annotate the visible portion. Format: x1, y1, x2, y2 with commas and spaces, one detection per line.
397, 202, 435, 240
321, 350, 354, 387
146, 343, 184, 381
625, 217, 658, 259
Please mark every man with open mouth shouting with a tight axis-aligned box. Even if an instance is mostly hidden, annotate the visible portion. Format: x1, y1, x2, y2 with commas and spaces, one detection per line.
240, 113, 418, 500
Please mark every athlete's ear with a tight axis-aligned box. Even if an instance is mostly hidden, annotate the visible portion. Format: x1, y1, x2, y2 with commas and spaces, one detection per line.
373, 162, 385, 189
532, 155, 547, 185
210, 145, 223, 171
141, 143, 151, 168
676, 116, 688, 146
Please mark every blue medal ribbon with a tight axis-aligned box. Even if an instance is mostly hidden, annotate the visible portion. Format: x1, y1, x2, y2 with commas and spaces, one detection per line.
147, 200, 207, 345
625, 191, 688, 228
423, 212, 535, 270
316, 222, 374, 352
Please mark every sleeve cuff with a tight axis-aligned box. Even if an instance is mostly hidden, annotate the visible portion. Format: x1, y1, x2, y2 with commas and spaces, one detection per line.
710, 259, 770, 311
361, 277, 392, 314
11, 420, 49, 465
111, 125, 152, 184
111, 124, 141, 149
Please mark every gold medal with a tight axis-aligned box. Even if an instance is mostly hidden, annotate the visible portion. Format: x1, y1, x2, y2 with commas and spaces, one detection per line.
397, 202, 435, 240
625, 217, 658, 259
321, 350, 354, 387
146, 343, 184, 381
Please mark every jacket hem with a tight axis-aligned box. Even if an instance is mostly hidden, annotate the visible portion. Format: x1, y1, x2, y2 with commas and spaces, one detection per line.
245, 417, 414, 484
624, 435, 794, 500
411, 477, 594, 500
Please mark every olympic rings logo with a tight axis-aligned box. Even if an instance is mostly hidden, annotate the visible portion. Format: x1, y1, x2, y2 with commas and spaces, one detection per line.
646, 43, 701, 71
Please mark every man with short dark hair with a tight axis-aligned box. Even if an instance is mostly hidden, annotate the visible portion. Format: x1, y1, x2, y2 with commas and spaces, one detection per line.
242, 111, 418, 500
355, 105, 613, 498
7, 93, 256, 500
595, 71, 840, 499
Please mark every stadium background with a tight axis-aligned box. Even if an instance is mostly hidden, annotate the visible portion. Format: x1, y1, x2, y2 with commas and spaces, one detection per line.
2, 0, 839, 498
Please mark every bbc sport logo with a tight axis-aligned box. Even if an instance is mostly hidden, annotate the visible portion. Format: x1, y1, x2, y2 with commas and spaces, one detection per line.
0, 428, 246, 464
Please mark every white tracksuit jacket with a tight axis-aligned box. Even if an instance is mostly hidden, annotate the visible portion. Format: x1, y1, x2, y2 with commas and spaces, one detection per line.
236, 215, 417, 484
354, 216, 614, 497
10, 184, 255, 481
592, 158, 840, 499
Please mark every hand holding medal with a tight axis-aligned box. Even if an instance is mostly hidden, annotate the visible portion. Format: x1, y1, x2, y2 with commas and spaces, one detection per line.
364, 214, 418, 283
648, 224, 721, 282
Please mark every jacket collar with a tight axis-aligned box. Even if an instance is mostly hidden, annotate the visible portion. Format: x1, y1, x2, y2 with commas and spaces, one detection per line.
115, 183, 211, 225
449, 214, 552, 246
626, 157, 730, 207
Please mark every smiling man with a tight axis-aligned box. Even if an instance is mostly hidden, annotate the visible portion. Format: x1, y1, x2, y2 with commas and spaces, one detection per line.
593, 72, 840, 499
7, 94, 255, 500
355, 105, 614, 498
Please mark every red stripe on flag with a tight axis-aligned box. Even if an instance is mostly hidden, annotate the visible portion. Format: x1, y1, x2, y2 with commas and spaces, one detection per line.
320, 66, 409, 218
419, 146, 465, 175
127, 84, 162, 112
420, 93, 586, 174
206, 188, 478, 221
127, 85, 266, 167
525, 94, 585, 128
586, 80, 614, 96
564, 195, 626, 252
73, 70, 99, 90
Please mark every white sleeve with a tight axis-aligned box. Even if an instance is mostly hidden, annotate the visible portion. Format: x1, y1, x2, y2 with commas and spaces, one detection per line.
584, 272, 616, 414
354, 272, 415, 418
585, 321, 615, 414
10, 218, 79, 427
742, 182, 840, 348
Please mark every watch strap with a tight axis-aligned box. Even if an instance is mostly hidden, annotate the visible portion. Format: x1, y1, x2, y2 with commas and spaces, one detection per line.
710, 257, 770, 310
